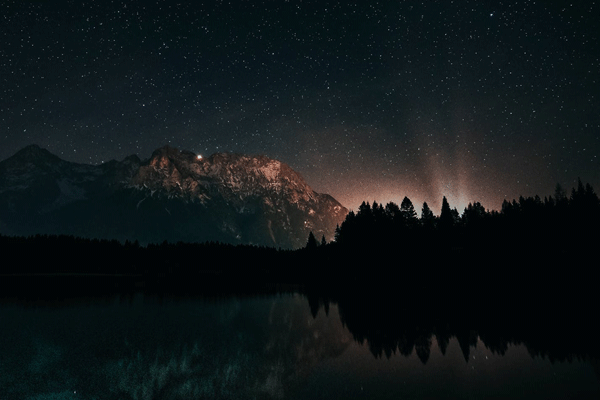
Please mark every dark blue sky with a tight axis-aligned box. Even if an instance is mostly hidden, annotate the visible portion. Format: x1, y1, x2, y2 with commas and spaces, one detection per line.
2, 1, 599, 212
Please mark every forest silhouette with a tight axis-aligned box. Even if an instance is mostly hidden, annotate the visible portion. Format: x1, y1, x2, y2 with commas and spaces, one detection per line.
2, 180, 600, 368
1, 179, 598, 296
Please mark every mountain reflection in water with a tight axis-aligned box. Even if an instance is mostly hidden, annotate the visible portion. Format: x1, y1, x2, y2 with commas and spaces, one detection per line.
0, 287, 598, 399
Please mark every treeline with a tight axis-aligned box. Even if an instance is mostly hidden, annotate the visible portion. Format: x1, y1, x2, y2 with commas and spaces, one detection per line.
333, 178, 599, 252
1, 179, 599, 291
311, 179, 599, 272
0, 234, 289, 282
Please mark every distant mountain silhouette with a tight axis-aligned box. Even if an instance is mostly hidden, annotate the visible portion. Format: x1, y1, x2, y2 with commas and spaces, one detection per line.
0, 144, 347, 247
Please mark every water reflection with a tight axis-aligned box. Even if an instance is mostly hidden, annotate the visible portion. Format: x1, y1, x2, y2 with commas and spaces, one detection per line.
0, 289, 599, 399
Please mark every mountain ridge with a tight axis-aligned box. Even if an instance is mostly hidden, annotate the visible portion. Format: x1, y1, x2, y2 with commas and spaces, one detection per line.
0, 144, 348, 248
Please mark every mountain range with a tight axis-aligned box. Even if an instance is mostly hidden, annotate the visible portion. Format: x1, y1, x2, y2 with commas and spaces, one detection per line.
0, 145, 348, 248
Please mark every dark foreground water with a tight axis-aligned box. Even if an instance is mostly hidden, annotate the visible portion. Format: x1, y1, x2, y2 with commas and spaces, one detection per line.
1, 288, 599, 399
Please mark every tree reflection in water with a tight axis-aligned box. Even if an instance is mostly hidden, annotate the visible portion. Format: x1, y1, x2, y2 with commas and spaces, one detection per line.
1, 286, 599, 400
305, 287, 600, 367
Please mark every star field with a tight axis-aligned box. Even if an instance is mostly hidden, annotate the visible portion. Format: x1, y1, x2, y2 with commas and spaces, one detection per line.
1, 1, 599, 212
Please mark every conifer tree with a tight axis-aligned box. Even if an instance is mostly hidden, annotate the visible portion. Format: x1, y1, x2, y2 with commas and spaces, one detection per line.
358, 201, 372, 216
385, 202, 400, 220
421, 202, 436, 229
306, 231, 318, 250
554, 183, 568, 206
439, 196, 454, 230
400, 196, 418, 225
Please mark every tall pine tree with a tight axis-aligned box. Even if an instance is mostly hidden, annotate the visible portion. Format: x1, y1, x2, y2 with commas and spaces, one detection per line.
400, 196, 418, 225
439, 196, 454, 230
421, 202, 436, 229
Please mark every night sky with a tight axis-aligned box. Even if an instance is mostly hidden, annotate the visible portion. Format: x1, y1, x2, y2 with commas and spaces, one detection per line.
2, 1, 599, 213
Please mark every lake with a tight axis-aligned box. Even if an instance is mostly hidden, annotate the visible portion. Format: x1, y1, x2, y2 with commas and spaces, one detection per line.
1, 287, 599, 399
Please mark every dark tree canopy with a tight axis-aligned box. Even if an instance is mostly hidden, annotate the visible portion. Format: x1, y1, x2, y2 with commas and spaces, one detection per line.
331, 181, 599, 273
2, 180, 598, 296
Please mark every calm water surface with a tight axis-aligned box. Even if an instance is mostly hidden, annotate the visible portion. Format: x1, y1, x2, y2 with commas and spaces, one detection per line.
1, 291, 598, 399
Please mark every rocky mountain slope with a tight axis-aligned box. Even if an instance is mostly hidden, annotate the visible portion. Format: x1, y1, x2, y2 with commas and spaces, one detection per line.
0, 145, 347, 248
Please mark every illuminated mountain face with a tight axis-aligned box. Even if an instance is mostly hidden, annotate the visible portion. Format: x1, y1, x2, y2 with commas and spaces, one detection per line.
0, 145, 347, 248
